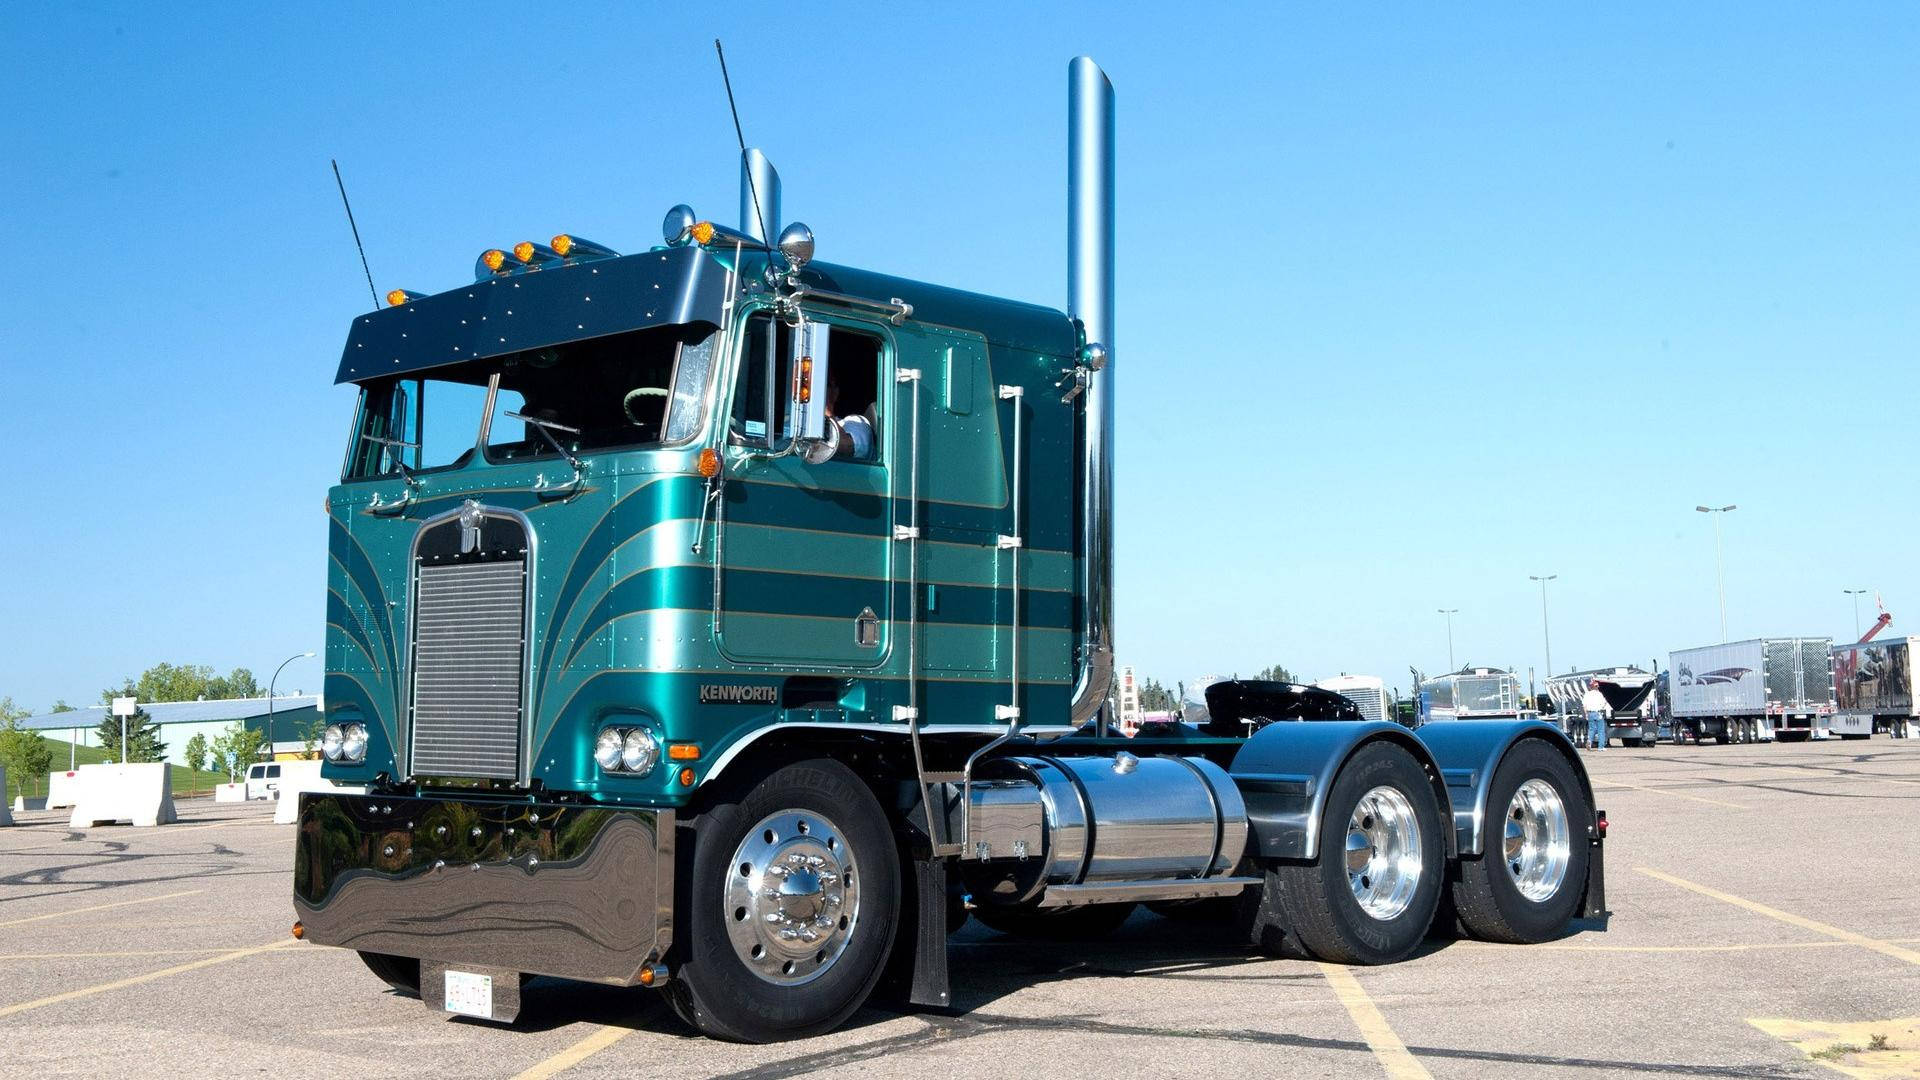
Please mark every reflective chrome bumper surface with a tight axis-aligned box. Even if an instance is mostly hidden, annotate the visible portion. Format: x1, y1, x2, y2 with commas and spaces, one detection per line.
294, 792, 674, 986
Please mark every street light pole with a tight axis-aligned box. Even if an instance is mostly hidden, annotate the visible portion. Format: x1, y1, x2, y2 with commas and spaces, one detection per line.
1529, 575, 1557, 677
1437, 609, 1458, 670
267, 651, 316, 761
1695, 505, 1737, 640
1843, 589, 1867, 639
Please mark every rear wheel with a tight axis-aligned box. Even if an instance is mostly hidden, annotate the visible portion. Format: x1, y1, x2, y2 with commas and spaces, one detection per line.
1264, 740, 1444, 965
665, 759, 900, 1043
973, 901, 1137, 940
357, 951, 421, 996
1451, 740, 1592, 944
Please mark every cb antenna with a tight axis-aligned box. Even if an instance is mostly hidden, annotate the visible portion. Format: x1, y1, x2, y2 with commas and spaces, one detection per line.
330, 158, 380, 310
714, 39, 773, 249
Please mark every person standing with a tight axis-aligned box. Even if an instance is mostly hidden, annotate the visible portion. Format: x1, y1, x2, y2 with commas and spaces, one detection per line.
1582, 680, 1609, 751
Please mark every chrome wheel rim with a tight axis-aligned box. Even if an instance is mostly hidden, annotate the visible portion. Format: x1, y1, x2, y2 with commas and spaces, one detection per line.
1502, 778, 1571, 902
724, 809, 860, 986
1345, 785, 1424, 920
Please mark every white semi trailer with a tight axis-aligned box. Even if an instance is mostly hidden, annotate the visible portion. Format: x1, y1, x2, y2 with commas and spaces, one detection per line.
1830, 636, 1918, 739
1669, 639, 1834, 744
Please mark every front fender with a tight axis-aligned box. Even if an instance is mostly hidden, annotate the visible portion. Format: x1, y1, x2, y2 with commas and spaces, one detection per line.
1413, 719, 1590, 856
1228, 721, 1455, 862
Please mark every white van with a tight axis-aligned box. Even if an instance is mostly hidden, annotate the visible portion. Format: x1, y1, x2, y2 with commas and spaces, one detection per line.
244, 762, 282, 801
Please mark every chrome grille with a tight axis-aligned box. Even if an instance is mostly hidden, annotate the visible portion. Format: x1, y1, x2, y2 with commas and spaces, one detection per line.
410, 559, 526, 780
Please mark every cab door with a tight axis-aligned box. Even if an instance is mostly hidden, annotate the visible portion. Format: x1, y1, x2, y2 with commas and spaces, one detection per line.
715, 308, 894, 668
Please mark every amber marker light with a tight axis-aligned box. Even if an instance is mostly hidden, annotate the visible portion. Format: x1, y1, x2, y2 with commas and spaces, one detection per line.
678, 766, 696, 786
482, 248, 509, 272
512, 241, 537, 263
550, 234, 575, 257
696, 447, 720, 478
690, 221, 716, 245
638, 967, 657, 987
290, 921, 305, 940
667, 743, 701, 762
385, 289, 408, 307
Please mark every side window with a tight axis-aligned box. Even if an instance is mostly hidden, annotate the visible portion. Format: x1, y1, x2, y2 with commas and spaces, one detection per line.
728, 313, 883, 462
265, 765, 281, 779
346, 376, 490, 478
248, 765, 265, 780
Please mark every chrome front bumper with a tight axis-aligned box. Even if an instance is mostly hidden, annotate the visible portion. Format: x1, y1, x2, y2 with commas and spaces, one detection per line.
293, 792, 674, 986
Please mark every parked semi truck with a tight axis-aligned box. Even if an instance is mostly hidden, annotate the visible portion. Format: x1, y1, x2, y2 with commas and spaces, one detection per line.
1545, 667, 1659, 748
1668, 639, 1834, 744
1315, 674, 1394, 725
1830, 637, 1918, 739
293, 59, 1605, 1042
1417, 667, 1534, 724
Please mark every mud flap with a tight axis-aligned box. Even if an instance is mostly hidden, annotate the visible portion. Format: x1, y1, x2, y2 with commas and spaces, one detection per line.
907, 856, 951, 1008
1581, 809, 1609, 920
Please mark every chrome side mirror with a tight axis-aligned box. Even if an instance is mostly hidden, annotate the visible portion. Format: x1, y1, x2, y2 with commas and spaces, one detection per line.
788, 318, 833, 463
663, 204, 698, 246
799, 418, 842, 465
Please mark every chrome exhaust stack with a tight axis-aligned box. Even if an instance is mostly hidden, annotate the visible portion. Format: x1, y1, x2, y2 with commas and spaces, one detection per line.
1067, 57, 1116, 727
739, 147, 781, 244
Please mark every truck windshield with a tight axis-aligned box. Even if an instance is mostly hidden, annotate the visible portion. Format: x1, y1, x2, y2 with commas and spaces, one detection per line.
345, 325, 719, 480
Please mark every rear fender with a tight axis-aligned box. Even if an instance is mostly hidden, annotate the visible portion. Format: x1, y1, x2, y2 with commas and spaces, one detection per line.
1228, 721, 1455, 862
1413, 719, 1591, 856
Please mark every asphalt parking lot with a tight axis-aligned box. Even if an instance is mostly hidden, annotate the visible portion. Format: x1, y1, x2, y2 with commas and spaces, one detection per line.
4, 739, 1918, 1079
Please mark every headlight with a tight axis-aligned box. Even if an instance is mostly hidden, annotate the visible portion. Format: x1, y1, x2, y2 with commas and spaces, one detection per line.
341, 723, 368, 763
321, 725, 345, 761
594, 728, 624, 770
621, 728, 659, 776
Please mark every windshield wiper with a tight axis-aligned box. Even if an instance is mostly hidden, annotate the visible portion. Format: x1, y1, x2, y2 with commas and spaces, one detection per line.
360, 433, 421, 488
505, 411, 585, 473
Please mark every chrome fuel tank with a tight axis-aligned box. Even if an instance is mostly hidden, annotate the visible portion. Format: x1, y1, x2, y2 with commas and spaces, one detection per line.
958, 753, 1248, 908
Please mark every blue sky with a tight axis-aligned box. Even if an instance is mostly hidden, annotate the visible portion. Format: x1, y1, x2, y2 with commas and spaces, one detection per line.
3, 4, 1915, 710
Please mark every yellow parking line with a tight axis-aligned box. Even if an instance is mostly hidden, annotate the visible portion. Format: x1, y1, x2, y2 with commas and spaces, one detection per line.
1637, 868, 1920, 966
0, 937, 296, 1018
1317, 963, 1432, 1080
0, 889, 203, 928
1593, 780, 1748, 810
510, 1024, 637, 1080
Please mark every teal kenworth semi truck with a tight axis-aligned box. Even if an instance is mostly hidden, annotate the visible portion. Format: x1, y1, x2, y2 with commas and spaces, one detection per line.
294, 57, 1606, 1042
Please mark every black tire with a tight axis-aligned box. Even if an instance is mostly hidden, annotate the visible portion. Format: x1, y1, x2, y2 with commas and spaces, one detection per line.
1264, 740, 1445, 965
665, 758, 901, 1043
1451, 739, 1592, 944
972, 901, 1137, 940
1622, 738, 1644, 749
357, 951, 421, 996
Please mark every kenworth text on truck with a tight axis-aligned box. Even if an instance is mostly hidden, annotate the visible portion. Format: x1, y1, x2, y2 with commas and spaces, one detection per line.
294, 59, 1607, 1042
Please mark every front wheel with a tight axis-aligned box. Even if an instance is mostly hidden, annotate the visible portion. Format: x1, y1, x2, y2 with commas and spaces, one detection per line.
1451, 739, 1592, 944
665, 759, 901, 1043
1264, 740, 1445, 965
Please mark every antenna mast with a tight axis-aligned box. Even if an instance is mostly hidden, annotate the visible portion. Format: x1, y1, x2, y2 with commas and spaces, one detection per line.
714, 40, 773, 248
330, 158, 380, 310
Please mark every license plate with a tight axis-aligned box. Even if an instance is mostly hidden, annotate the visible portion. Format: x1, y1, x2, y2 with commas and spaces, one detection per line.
443, 969, 494, 1018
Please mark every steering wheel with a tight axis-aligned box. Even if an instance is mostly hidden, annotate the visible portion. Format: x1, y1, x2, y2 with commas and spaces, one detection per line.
623, 387, 670, 425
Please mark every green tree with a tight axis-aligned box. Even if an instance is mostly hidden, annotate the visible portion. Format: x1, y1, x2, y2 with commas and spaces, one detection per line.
1137, 677, 1179, 712
0, 697, 27, 724
182, 733, 209, 796
50, 700, 74, 713
0, 715, 54, 802
1252, 664, 1297, 685
102, 663, 267, 707
209, 724, 264, 782
97, 706, 166, 763
300, 717, 327, 759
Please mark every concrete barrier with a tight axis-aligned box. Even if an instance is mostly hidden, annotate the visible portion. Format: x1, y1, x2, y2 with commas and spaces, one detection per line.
213, 782, 248, 803
46, 770, 81, 810
273, 760, 366, 824
12, 795, 48, 812
68, 763, 179, 827
0, 767, 11, 826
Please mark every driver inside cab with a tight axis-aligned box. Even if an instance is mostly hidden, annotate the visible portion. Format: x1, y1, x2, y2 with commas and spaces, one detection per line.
826, 377, 875, 462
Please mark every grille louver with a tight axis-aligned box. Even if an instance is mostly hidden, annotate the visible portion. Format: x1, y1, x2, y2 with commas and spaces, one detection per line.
410, 558, 526, 780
